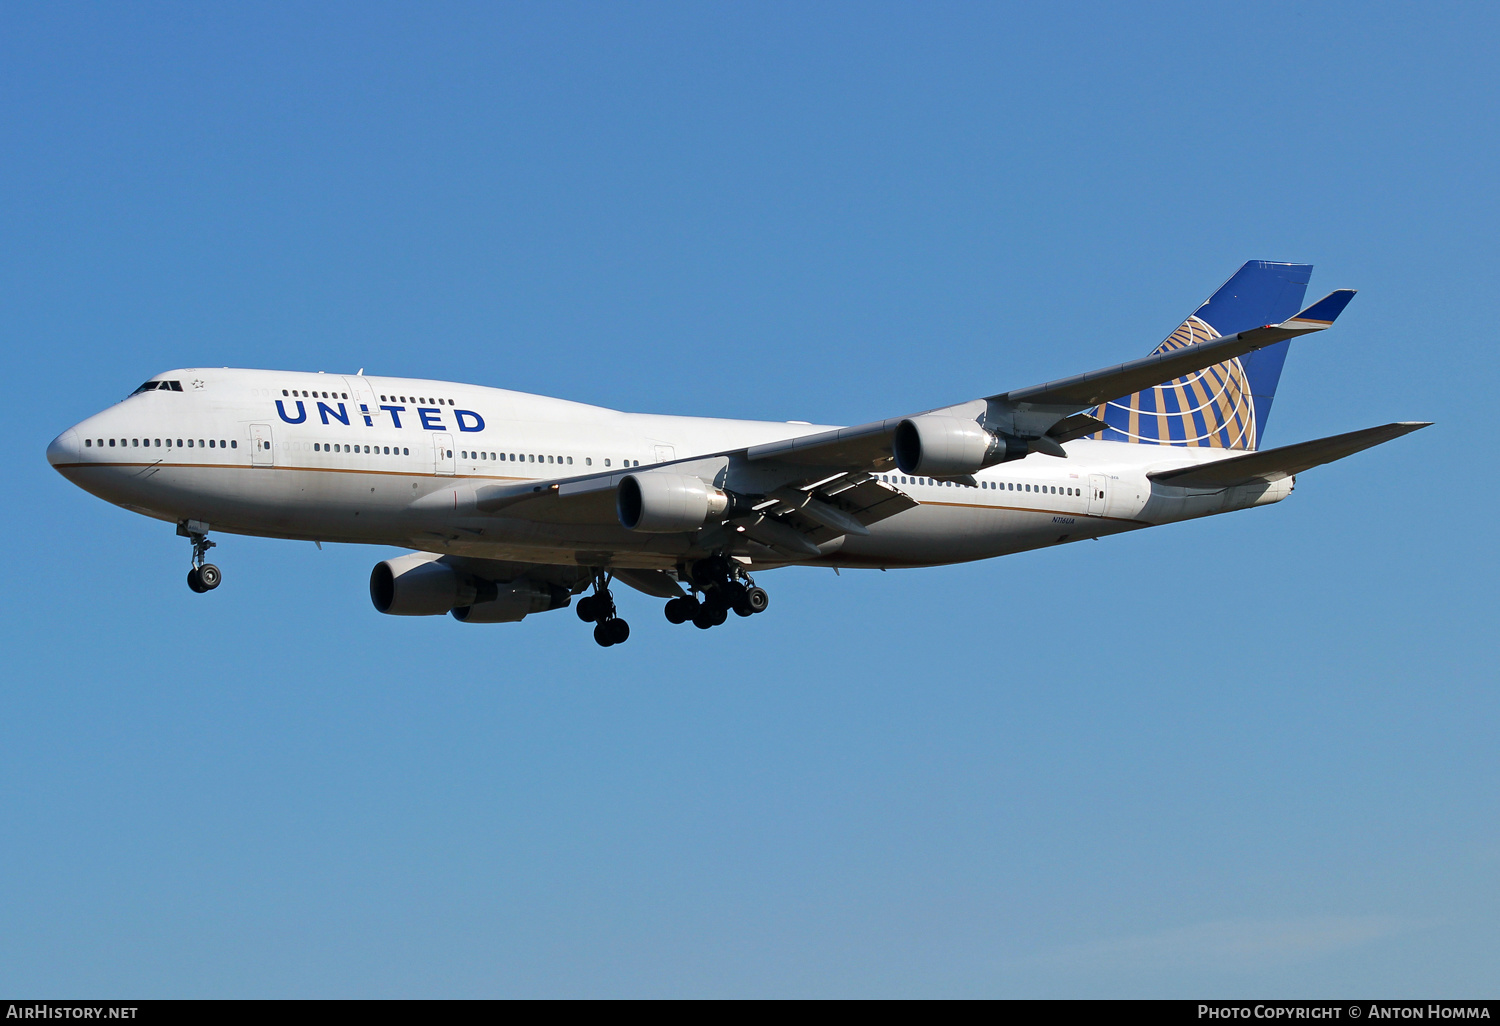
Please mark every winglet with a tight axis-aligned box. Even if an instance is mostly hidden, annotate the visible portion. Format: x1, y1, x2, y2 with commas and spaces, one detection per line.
1281, 289, 1356, 328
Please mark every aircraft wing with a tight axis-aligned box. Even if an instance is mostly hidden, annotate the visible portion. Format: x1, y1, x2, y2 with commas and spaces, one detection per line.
459, 461, 919, 559
1147, 421, 1431, 489
745, 289, 1357, 469
425, 290, 1355, 555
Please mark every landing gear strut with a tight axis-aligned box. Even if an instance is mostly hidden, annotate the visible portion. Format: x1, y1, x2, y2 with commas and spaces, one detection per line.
577, 571, 630, 647
664, 556, 769, 629
178, 521, 221, 594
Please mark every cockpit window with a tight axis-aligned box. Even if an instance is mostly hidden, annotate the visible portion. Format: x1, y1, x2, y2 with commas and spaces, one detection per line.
130, 380, 183, 395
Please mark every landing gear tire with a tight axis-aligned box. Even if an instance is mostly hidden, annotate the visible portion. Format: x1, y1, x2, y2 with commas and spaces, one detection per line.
181, 524, 219, 593
692, 607, 716, 630
594, 618, 631, 647
583, 572, 630, 646
725, 582, 753, 616
745, 586, 769, 614
664, 597, 695, 624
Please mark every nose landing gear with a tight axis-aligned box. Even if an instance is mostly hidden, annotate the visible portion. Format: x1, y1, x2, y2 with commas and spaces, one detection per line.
178, 520, 221, 593
664, 557, 769, 629
577, 572, 630, 647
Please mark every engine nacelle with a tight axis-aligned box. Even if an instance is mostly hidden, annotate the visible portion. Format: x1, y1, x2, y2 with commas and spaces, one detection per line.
370, 554, 465, 616
893, 415, 1027, 477
452, 581, 571, 623
617, 472, 730, 533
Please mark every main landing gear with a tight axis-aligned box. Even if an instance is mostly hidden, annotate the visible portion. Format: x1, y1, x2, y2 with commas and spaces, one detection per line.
577, 572, 630, 647
178, 521, 221, 594
664, 556, 769, 630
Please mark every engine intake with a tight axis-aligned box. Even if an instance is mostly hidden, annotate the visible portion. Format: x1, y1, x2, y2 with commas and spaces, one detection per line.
370, 554, 464, 616
617, 472, 730, 533
893, 415, 1028, 477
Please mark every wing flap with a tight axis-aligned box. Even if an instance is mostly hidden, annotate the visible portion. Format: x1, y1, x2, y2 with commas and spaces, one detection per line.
742, 474, 918, 550
1148, 421, 1430, 489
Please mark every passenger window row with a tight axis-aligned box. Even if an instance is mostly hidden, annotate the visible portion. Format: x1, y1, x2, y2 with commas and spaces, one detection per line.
454, 452, 643, 470
379, 393, 454, 406
464, 451, 574, 464
877, 474, 1081, 497
87, 437, 235, 449
313, 443, 410, 455
284, 389, 349, 400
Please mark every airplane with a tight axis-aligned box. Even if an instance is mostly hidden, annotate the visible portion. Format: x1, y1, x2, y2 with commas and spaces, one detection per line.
46, 261, 1427, 647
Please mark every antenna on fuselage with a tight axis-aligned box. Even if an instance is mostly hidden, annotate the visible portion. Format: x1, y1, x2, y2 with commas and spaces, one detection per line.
357, 368, 364, 375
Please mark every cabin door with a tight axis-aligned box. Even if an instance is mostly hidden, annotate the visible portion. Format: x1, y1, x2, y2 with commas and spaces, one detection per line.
342, 376, 378, 425
250, 424, 274, 467
1087, 474, 1108, 516
433, 433, 455, 476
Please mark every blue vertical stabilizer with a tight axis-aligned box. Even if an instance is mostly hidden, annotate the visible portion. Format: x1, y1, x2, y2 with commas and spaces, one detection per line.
1093, 261, 1312, 450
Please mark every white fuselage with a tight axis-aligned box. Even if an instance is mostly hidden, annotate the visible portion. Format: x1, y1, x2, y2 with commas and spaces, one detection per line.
47, 368, 1291, 571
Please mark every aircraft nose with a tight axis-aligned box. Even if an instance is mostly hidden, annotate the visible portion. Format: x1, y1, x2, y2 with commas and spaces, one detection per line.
47, 428, 80, 470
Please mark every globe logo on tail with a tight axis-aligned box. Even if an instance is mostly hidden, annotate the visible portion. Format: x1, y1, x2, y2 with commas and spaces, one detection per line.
1092, 315, 1258, 450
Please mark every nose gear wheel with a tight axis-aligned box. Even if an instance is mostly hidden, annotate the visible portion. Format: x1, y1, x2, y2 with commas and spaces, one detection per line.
178, 521, 221, 593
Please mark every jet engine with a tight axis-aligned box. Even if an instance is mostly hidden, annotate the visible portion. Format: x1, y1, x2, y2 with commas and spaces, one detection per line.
616, 472, 730, 533
892, 415, 1030, 477
372, 553, 571, 623
370, 554, 465, 616
451, 581, 572, 623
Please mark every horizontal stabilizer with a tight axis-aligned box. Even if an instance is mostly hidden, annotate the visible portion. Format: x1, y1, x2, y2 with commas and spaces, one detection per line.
1283, 289, 1356, 327
1147, 421, 1429, 489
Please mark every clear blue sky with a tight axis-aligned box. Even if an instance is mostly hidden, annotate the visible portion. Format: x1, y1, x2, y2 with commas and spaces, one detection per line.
2, 1, 1495, 997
